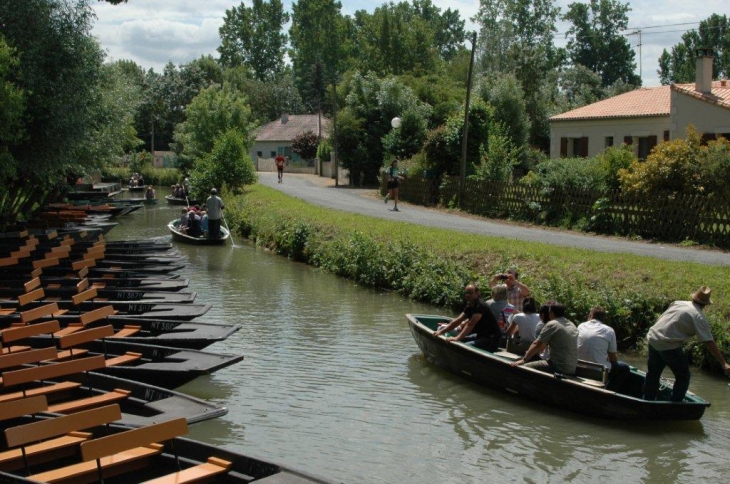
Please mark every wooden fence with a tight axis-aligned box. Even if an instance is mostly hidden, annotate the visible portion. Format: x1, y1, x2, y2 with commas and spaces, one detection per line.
384, 174, 730, 248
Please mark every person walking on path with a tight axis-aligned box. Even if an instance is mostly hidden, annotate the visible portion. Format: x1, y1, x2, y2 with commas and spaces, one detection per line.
206, 188, 225, 239
384, 159, 404, 211
643, 286, 730, 401
275, 154, 286, 183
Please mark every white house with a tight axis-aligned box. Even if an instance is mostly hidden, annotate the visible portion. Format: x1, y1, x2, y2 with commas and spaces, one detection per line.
550, 54, 730, 160
250, 113, 329, 167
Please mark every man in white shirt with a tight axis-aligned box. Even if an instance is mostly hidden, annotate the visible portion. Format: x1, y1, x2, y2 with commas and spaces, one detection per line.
643, 286, 730, 401
577, 307, 630, 392
205, 188, 225, 239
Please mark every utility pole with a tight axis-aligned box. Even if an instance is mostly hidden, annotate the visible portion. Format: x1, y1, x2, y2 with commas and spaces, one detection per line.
459, 32, 477, 205
628, 29, 642, 84
332, 78, 338, 187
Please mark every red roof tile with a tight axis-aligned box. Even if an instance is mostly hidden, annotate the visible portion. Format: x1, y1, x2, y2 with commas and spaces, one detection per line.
672, 80, 730, 110
255, 114, 330, 141
550, 86, 670, 121
551, 80, 730, 122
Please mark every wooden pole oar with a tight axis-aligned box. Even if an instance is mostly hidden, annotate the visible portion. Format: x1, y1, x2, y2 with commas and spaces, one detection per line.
222, 214, 235, 247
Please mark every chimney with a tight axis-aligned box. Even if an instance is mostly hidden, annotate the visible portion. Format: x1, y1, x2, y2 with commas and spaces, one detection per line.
281, 113, 289, 124
695, 48, 713, 94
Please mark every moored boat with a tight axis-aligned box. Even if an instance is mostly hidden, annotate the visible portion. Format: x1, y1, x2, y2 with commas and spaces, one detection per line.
407, 314, 711, 420
165, 194, 198, 206
167, 219, 229, 245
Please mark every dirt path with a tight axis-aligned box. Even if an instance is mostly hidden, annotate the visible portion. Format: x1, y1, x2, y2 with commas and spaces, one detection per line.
258, 172, 730, 266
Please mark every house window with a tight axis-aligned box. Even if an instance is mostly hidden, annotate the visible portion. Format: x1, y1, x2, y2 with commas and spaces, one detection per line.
270, 151, 277, 158
283, 146, 293, 158
256, 151, 262, 158
605, 136, 614, 148
637, 136, 657, 160
560, 137, 589, 157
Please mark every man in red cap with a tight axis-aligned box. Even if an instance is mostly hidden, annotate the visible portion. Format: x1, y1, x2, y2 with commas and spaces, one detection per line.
643, 286, 730, 401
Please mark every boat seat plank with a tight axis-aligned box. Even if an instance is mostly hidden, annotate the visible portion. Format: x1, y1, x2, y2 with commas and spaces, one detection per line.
5, 404, 122, 447
0, 395, 48, 421
54, 348, 90, 360
0, 381, 82, 403
24, 277, 42, 292
58, 325, 114, 349
71, 287, 98, 306
54, 324, 84, 337
32, 257, 60, 269
19, 303, 60, 324
493, 350, 522, 361
47, 389, 131, 414
140, 457, 233, 484
0, 309, 15, 317
76, 278, 89, 293
1, 320, 61, 343
81, 418, 188, 462
77, 305, 116, 326
72, 259, 95, 272
0, 432, 91, 472
2, 355, 106, 388
110, 325, 142, 338
29, 443, 162, 484
15, 288, 44, 307
0, 347, 58, 371
0, 257, 18, 268
105, 352, 142, 367
0, 346, 31, 355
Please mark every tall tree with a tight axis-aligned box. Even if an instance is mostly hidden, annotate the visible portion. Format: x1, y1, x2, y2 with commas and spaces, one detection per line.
658, 14, 729, 84
563, 0, 640, 88
474, 0, 562, 151
218, 0, 290, 81
289, 0, 348, 106
0, 0, 105, 186
0, 34, 25, 182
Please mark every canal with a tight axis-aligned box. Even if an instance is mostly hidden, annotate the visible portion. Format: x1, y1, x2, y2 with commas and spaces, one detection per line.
109, 189, 730, 484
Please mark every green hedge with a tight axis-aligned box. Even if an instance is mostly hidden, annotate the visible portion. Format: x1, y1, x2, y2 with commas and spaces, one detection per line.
225, 185, 730, 371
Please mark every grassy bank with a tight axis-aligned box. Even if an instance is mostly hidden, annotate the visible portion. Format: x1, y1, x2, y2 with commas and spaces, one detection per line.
225, 185, 730, 370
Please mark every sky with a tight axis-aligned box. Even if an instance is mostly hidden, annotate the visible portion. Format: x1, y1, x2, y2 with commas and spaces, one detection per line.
91, 1, 727, 87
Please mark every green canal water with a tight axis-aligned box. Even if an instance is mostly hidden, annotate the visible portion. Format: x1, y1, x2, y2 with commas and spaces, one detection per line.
108, 188, 730, 484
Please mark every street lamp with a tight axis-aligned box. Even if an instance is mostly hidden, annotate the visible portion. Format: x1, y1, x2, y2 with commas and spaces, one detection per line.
391, 117, 402, 129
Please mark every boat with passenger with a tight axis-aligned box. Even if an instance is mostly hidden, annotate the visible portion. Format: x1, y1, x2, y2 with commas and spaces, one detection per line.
407, 313, 711, 420
167, 219, 229, 245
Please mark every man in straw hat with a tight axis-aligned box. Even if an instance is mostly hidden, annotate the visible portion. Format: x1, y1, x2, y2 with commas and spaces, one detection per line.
643, 286, 730, 401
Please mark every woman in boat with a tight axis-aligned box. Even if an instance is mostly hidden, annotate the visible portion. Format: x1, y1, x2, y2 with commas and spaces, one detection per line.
146, 185, 156, 200
505, 297, 541, 356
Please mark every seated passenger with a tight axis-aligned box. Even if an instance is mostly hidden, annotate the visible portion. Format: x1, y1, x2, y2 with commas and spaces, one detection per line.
487, 283, 516, 338
510, 302, 578, 375
578, 307, 631, 391
179, 207, 190, 233
187, 210, 202, 237
200, 208, 208, 235
434, 284, 502, 352
145, 185, 156, 200
505, 297, 541, 355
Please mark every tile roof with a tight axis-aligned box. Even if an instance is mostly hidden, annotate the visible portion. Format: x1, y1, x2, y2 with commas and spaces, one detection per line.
672, 80, 730, 110
551, 80, 730, 122
255, 114, 330, 141
550, 86, 670, 121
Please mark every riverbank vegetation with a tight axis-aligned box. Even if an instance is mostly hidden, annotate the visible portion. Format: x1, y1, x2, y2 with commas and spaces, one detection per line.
225, 185, 730, 371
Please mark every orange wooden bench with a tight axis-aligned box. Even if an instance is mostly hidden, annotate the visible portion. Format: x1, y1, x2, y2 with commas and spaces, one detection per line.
29, 418, 188, 484
109, 325, 142, 338
1, 403, 122, 473
141, 457, 233, 484
18, 303, 67, 324
0, 381, 82, 404
53, 305, 117, 337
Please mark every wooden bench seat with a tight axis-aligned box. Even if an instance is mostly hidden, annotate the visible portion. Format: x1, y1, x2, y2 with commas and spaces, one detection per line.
0, 347, 58, 371
58, 325, 114, 349
2, 355, 106, 388
110, 325, 142, 338
0, 381, 82, 404
47, 389, 131, 414
54, 348, 90, 360
0, 395, 48, 422
29, 417, 188, 484
0, 432, 92, 472
105, 352, 142, 367
141, 457, 233, 484
19, 302, 61, 324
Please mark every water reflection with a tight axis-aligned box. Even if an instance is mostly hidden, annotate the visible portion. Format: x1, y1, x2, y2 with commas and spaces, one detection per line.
107, 189, 730, 484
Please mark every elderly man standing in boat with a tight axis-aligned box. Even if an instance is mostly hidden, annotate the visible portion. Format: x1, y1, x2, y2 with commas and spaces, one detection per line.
206, 188, 225, 239
643, 286, 730, 402
434, 284, 502, 352
510, 302, 578, 375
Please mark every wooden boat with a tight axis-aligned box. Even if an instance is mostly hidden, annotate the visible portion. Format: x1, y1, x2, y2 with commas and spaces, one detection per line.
24, 335, 243, 389
168, 219, 229, 245
0, 411, 334, 483
407, 314, 711, 420
128, 184, 146, 192
165, 194, 198, 206
0, 357, 226, 427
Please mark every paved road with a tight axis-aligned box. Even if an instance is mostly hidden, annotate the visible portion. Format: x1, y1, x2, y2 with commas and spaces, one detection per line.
258, 172, 730, 266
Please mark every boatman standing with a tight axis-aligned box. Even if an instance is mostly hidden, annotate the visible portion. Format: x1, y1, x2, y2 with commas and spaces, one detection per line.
206, 188, 225, 239
643, 286, 730, 402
